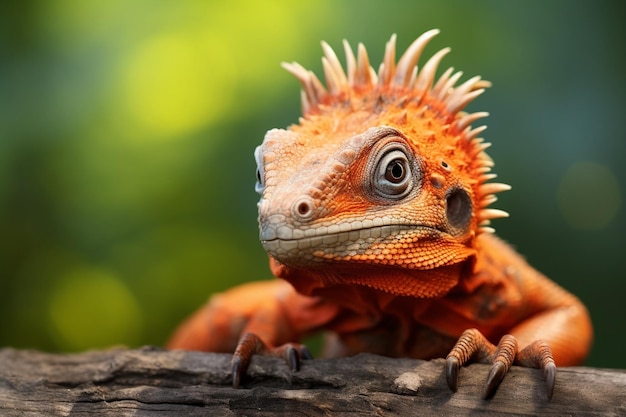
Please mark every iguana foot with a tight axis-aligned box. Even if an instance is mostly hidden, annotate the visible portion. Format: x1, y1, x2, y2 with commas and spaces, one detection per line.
231, 332, 312, 388
445, 328, 556, 399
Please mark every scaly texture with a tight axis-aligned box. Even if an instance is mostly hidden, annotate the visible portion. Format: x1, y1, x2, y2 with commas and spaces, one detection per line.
168, 30, 593, 399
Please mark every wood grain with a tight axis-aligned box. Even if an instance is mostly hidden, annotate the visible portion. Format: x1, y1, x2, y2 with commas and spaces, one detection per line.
1, 347, 624, 416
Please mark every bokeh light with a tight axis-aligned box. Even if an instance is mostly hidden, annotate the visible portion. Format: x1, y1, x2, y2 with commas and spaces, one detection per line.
122, 32, 236, 140
48, 266, 142, 350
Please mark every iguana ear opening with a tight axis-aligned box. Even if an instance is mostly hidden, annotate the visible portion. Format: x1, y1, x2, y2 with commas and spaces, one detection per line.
446, 187, 473, 232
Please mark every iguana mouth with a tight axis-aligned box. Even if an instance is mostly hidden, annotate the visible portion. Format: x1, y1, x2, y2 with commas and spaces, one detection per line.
260, 222, 442, 264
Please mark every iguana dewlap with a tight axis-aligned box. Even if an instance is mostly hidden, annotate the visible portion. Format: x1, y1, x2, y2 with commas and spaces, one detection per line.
168, 29, 593, 399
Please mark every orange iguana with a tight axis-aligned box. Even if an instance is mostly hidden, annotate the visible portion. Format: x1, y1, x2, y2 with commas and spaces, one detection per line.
168, 29, 593, 399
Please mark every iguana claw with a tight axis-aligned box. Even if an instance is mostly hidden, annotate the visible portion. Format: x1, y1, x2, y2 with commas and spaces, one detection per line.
446, 328, 556, 399
483, 361, 507, 399
445, 356, 460, 392
231, 332, 312, 388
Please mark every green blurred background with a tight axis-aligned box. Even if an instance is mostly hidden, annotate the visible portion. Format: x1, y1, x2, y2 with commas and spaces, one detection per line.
1, 1, 624, 368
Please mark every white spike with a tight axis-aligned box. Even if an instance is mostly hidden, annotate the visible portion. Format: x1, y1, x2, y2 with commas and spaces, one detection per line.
321, 41, 348, 91
479, 182, 511, 195
282, 62, 326, 112
343, 39, 356, 85
379, 34, 397, 86
480, 226, 496, 234
309, 71, 327, 101
456, 111, 489, 131
448, 88, 487, 115
480, 195, 498, 206
475, 141, 492, 153
462, 125, 487, 141
431, 67, 454, 96
443, 71, 464, 92
393, 28, 440, 87
322, 57, 339, 94
413, 47, 450, 92
281, 61, 309, 85
408, 66, 418, 87
356, 43, 374, 86
481, 208, 510, 220
369, 65, 378, 85
435, 70, 465, 102
475, 79, 492, 89
300, 90, 311, 115
446, 75, 483, 102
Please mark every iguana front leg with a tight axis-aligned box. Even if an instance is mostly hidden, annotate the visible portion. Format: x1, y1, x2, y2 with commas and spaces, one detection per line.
444, 263, 592, 399
228, 297, 316, 388
167, 279, 338, 387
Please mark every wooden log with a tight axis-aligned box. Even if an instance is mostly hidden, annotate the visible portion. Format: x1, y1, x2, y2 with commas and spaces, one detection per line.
0, 346, 624, 416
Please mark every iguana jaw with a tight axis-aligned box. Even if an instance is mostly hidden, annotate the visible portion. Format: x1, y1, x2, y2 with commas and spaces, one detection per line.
260, 220, 442, 266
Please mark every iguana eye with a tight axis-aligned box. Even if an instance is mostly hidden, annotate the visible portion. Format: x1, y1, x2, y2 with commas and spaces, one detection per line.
254, 146, 265, 194
255, 168, 263, 193
368, 142, 419, 201
385, 158, 407, 184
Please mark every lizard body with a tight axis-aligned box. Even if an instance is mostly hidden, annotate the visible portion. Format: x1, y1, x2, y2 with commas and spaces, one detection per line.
168, 30, 593, 398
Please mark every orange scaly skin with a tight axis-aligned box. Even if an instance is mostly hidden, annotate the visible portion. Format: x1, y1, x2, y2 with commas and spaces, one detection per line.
168, 30, 593, 399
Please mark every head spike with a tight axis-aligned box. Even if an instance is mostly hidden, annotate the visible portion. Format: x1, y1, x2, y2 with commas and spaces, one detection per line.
413, 47, 450, 93
479, 183, 512, 195
355, 43, 375, 86
456, 111, 489, 132
480, 194, 499, 207
281, 61, 326, 113
481, 173, 498, 181
465, 125, 488, 140
299, 89, 311, 115
480, 208, 510, 220
321, 57, 339, 94
445, 76, 490, 114
343, 39, 356, 85
393, 28, 440, 87
321, 41, 348, 93
378, 34, 397, 86
435, 70, 464, 102
431, 68, 455, 98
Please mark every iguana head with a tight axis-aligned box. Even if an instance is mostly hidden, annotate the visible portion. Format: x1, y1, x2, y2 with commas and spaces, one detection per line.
254, 30, 510, 298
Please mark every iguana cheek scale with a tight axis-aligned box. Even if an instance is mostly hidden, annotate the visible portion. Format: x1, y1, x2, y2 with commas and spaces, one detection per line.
168, 29, 593, 399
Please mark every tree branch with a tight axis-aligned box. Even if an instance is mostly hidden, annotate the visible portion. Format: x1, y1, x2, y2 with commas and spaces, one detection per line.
0, 347, 624, 416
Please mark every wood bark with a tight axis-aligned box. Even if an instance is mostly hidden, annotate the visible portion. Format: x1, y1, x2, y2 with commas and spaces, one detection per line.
0, 346, 624, 416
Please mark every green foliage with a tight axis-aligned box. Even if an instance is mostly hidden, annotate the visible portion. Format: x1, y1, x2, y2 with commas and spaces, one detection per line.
1, 0, 624, 367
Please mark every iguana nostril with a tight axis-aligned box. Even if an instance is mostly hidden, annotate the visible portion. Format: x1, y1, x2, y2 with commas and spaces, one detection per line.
293, 198, 314, 220
298, 202, 309, 215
